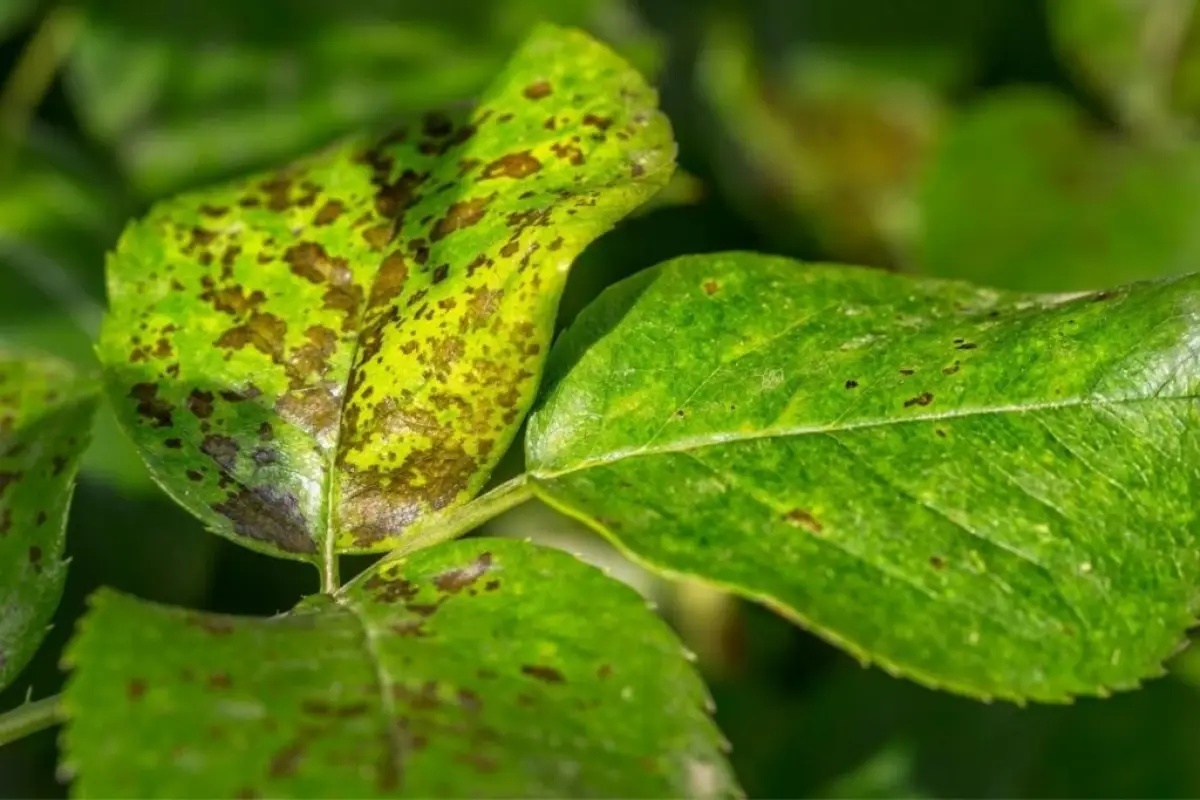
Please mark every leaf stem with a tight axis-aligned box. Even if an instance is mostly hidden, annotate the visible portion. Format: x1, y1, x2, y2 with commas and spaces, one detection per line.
339, 474, 533, 594
0, 695, 64, 748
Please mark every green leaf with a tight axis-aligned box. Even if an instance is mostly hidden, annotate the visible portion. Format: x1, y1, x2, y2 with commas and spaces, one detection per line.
0, 128, 151, 494
0, 0, 34, 38
917, 88, 1200, 292
96, 25, 674, 562
1048, 0, 1200, 136
526, 252, 1200, 702
67, 0, 646, 196
62, 538, 737, 798
0, 348, 97, 690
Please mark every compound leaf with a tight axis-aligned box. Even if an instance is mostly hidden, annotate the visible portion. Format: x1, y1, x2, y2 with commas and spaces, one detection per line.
526, 252, 1200, 702
0, 348, 97, 690
97, 25, 674, 562
62, 538, 737, 798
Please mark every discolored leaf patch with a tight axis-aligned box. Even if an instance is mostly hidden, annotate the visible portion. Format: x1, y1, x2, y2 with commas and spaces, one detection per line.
0, 348, 97, 691
97, 25, 675, 563
527, 253, 1200, 702
62, 539, 736, 798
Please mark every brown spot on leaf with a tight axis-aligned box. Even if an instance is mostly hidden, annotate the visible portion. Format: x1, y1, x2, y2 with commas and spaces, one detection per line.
523, 80, 552, 100
127, 679, 147, 700
430, 196, 491, 242
434, 552, 494, 593
216, 312, 287, 360
930, 556, 946, 570
201, 435, 239, 471
480, 151, 542, 180
313, 200, 345, 226
130, 383, 174, 427
784, 508, 823, 534
703, 280, 720, 296
370, 253, 409, 309
522, 664, 565, 684
904, 392, 934, 408
187, 389, 215, 419
212, 485, 314, 554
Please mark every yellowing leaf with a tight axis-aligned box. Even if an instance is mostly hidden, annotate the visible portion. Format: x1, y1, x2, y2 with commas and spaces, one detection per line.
97, 25, 674, 567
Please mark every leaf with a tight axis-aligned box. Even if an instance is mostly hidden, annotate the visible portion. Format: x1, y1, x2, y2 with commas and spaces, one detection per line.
1048, 0, 1200, 135
0, 128, 151, 494
61, 538, 738, 798
67, 0, 649, 196
917, 88, 1200, 292
525, 252, 1200, 702
0, 0, 34, 38
0, 348, 97, 691
96, 25, 674, 562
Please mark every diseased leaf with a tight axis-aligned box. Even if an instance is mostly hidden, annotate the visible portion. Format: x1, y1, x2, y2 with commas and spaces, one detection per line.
526, 252, 1200, 702
0, 348, 97, 690
917, 88, 1200, 291
62, 538, 737, 798
96, 25, 674, 562
67, 0, 652, 196
1048, 0, 1200, 135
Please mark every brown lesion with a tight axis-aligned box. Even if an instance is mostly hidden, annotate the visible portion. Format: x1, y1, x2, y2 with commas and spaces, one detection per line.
480, 151, 542, 180
430, 195, 494, 242
212, 484, 314, 554
523, 80, 552, 100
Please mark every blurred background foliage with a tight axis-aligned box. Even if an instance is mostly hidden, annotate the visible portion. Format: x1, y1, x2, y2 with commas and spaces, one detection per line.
1, 0, 1199, 796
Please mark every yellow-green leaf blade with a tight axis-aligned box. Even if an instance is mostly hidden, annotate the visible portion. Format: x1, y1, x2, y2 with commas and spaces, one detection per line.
97, 25, 674, 560
62, 538, 737, 798
0, 348, 97, 690
526, 253, 1200, 702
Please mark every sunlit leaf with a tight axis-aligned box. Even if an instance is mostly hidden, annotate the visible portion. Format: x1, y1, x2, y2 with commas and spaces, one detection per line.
62, 538, 737, 798
527, 252, 1200, 702
96, 25, 674, 564
0, 348, 96, 690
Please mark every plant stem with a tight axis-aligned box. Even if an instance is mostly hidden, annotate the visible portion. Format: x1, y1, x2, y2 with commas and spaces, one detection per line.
338, 474, 533, 594
0, 695, 63, 748
319, 549, 341, 595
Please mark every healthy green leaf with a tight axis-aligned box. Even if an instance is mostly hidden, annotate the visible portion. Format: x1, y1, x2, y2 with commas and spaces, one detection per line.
0, 348, 96, 690
917, 88, 1200, 291
526, 252, 1200, 702
1048, 0, 1200, 136
67, 0, 650, 196
62, 538, 737, 798
97, 25, 674, 562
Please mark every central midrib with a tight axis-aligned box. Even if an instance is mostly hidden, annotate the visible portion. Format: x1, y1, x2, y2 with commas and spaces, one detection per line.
530, 392, 1198, 479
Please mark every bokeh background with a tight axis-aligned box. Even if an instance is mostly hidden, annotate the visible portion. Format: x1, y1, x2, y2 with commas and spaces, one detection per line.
2, 0, 1200, 796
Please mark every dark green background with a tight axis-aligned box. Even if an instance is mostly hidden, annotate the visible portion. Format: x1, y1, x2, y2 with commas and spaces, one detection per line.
2, 0, 1198, 796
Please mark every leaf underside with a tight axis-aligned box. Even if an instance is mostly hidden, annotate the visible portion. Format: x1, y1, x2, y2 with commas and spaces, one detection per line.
62, 538, 737, 798
527, 252, 1200, 702
97, 24, 674, 561
0, 349, 96, 691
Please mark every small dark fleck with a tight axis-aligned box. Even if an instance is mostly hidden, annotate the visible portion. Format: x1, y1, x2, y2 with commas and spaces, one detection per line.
929, 556, 946, 570
844, 380, 858, 389
127, 679, 147, 700
521, 664, 565, 684
784, 508, 823, 534
904, 392, 934, 408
